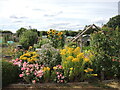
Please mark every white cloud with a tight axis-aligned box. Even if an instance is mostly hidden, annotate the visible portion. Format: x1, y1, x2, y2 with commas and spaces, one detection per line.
0, 0, 119, 32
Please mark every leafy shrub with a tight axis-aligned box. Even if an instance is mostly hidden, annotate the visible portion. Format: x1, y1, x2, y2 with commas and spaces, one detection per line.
19, 30, 38, 49
37, 44, 62, 68
90, 27, 120, 80
34, 38, 52, 48
2, 60, 20, 87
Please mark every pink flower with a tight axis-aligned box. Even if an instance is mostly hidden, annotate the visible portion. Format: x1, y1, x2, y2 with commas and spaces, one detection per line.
61, 76, 64, 79
30, 69, 33, 72
34, 72, 37, 75
32, 80, 36, 84
20, 60, 22, 62
112, 59, 115, 61
35, 64, 38, 67
26, 73, 30, 75
16, 58, 19, 61
21, 67, 25, 70
19, 74, 23, 77
27, 68, 30, 70
56, 72, 59, 74
59, 74, 62, 77
23, 62, 27, 67
57, 75, 60, 78
59, 65, 62, 69
61, 80, 63, 83
29, 64, 33, 67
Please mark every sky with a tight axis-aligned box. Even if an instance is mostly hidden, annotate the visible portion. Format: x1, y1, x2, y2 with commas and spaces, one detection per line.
0, 0, 119, 33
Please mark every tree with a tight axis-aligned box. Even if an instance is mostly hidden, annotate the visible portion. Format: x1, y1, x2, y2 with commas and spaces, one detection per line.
106, 15, 120, 29
16, 27, 27, 37
19, 30, 38, 49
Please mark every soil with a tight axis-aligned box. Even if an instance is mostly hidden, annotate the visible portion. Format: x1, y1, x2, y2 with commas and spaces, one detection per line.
2, 80, 120, 90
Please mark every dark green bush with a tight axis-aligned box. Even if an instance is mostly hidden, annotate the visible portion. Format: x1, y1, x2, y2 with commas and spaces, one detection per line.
90, 27, 120, 80
19, 30, 38, 49
2, 60, 20, 87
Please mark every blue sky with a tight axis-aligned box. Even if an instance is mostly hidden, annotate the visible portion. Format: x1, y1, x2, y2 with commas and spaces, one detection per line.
0, 0, 119, 33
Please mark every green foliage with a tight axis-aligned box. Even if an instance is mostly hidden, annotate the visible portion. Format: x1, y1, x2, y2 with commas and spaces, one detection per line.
2, 60, 20, 87
67, 42, 77, 48
19, 30, 38, 49
35, 38, 52, 48
16, 27, 27, 37
90, 27, 120, 79
37, 44, 62, 68
106, 15, 120, 29
63, 30, 79, 37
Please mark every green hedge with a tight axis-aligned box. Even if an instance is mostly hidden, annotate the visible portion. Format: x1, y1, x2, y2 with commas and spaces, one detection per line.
2, 60, 20, 87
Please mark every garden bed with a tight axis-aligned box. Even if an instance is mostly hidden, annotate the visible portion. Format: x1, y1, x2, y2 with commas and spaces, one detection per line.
2, 81, 119, 90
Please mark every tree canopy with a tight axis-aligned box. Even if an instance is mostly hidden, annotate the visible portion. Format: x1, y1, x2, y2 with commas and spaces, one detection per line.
106, 15, 120, 29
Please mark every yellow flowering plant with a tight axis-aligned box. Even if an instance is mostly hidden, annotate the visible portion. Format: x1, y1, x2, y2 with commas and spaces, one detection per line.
47, 29, 65, 48
19, 51, 39, 63
60, 46, 95, 81
43, 67, 50, 82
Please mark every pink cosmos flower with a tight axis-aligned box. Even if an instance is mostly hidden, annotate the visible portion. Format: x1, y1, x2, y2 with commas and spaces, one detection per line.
19, 74, 23, 77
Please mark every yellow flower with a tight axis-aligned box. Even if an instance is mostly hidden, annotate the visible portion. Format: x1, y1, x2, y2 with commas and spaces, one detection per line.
48, 35, 50, 37
91, 74, 98, 76
66, 56, 74, 61
72, 58, 79, 62
65, 46, 69, 50
53, 67, 57, 70
70, 67, 73, 70
28, 58, 33, 62
73, 47, 80, 55
52, 30, 56, 32
43, 67, 50, 71
84, 70, 89, 73
57, 32, 62, 36
32, 52, 36, 54
29, 46, 32, 49
22, 57, 27, 60
64, 61, 67, 64
46, 67, 50, 71
84, 57, 89, 62
52, 32, 56, 35
60, 49, 66, 55
77, 53, 84, 58
47, 31, 50, 34
87, 68, 93, 72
